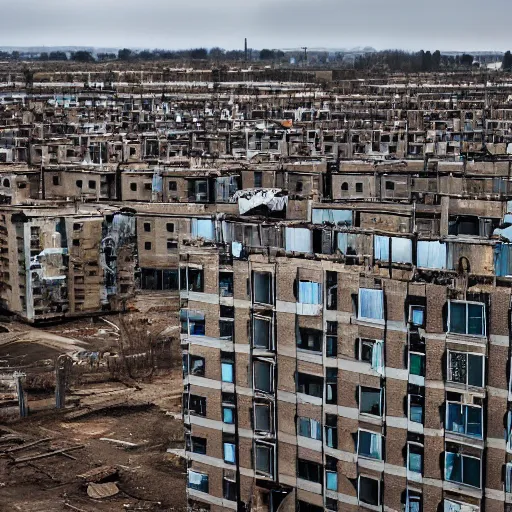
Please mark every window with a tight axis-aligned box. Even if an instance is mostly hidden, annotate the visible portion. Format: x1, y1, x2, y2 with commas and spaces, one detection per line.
446, 403, 483, 438
326, 368, 337, 405
505, 463, 512, 493
409, 352, 425, 377
144, 222, 151, 232
417, 241, 447, 269
219, 272, 233, 297
186, 394, 206, 416
180, 267, 204, 293
130, 182, 137, 191
166, 222, 174, 233
187, 470, 209, 493
359, 387, 383, 416
285, 228, 313, 253
326, 497, 338, 511
168, 181, 177, 191
221, 353, 234, 383
144, 183, 152, 190
76, 180, 83, 188
358, 288, 384, 321
341, 182, 349, 192
253, 271, 273, 305
253, 316, 273, 350
140, 269, 179, 291
52, 175, 60, 186
297, 372, 323, 398
222, 392, 235, 424
180, 310, 205, 336
408, 443, 423, 474
187, 435, 207, 455
89, 180, 96, 189
355, 182, 363, 193
444, 501, 479, 512
358, 430, 382, 460
448, 351, 484, 387
374, 235, 413, 264
325, 456, 338, 491
167, 240, 177, 251
144, 241, 151, 250
255, 442, 274, 477
448, 301, 486, 337
186, 355, 205, 377
326, 321, 338, 357
409, 305, 425, 327
445, 450, 481, 488
223, 438, 236, 464
357, 338, 384, 374
386, 181, 395, 191
190, 219, 215, 241
406, 490, 422, 512
219, 320, 234, 341
254, 171, 262, 188
326, 271, 338, 310
409, 394, 424, 424
297, 328, 322, 352
254, 402, 272, 432
325, 414, 338, 449
358, 475, 380, 507
223, 475, 236, 501
298, 459, 322, 484
298, 281, 322, 304
298, 417, 322, 440
253, 360, 273, 393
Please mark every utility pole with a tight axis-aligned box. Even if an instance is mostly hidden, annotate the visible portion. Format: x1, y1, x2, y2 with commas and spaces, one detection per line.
301, 47, 308, 67
244, 38, 248, 62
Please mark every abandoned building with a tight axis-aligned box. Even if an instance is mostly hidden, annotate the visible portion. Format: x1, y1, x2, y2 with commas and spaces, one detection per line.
3, 66, 512, 512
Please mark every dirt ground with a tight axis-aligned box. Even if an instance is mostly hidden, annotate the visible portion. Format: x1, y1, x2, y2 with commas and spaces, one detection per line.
0, 317, 187, 512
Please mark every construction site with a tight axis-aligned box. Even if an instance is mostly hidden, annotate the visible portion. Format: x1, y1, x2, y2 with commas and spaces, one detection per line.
2, 59, 512, 512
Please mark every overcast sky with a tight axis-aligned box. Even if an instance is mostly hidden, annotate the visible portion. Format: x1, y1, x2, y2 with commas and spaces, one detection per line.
1, 0, 510, 52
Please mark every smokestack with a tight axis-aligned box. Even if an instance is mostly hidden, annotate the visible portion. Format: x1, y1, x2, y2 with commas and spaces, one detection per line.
244, 38, 248, 62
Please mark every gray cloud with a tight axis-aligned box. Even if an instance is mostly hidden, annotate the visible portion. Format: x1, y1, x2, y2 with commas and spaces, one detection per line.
0, 0, 510, 51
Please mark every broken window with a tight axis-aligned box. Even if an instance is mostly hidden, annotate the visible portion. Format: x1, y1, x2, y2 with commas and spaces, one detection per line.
89, 180, 96, 189
253, 271, 273, 305
326, 271, 338, 310
357, 338, 384, 374
254, 401, 272, 433
141, 269, 179, 291
408, 442, 423, 474
187, 470, 209, 493
409, 394, 424, 424
448, 301, 486, 337
168, 181, 177, 191
180, 267, 204, 293
253, 360, 273, 394
444, 500, 479, 512
358, 475, 380, 507
326, 321, 338, 357
446, 402, 483, 438
445, 449, 481, 488
298, 417, 322, 441
186, 394, 206, 416
358, 429, 383, 460
221, 352, 234, 382
312, 209, 352, 226
219, 320, 234, 341
223, 473, 237, 501
188, 179, 208, 202
298, 459, 322, 484
186, 435, 207, 455
253, 315, 273, 350
223, 435, 236, 464
325, 456, 338, 491
297, 372, 323, 398
285, 227, 313, 253
222, 393, 235, 424
448, 351, 484, 387
325, 414, 338, 449
130, 182, 137, 191
298, 281, 322, 304
166, 222, 174, 233
76, 180, 83, 188
358, 288, 384, 321
219, 272, 233, 297
359, 386, 383, 416
255, 442, 274, 477
216, 176, 238, 201
190, 219, 215, 241
326, 368, 337, 405
180, 310, 205, 336
297, 328, 322, 352
186, 355, 205, 377
406, 490, 422, 512
326, 498, 338, 511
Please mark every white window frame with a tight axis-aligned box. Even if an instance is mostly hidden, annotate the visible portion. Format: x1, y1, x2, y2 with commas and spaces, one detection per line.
253, 401, 273, 433
406, 489, 422, 512
447, 350, 485, 388
254, 441, 275, 478
445, 401, 483, 439
180, 309, 205, 337
409, 305, 425, 327
505, 462, 512, 493
408, 394, 424, 424
444, 499, 479, 512
357, 474, 381, 508
252, 358, 274, 394
358, 386, 383, 417
252, 271, 274, 306
444, 450, 482, 489
223, 442, 236, 464
252, 314, 274, 350
187, 469, 209, 492
358, 338, 376, 363
357, 428, 383, 461
297, 280, 322, 305
448, 300, 486, 337
358, 288, 384, 323
407, 441, 423, 476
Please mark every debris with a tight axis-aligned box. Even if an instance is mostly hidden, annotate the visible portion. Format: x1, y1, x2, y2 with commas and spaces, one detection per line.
87, 481, 119, 499
12, 444, 85, 464
99, 438, 139, 448
3, 437, 52, 453
78, 465, 118, 483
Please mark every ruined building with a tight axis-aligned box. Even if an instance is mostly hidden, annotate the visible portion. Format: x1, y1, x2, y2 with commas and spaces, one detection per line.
2, 66, 512, 512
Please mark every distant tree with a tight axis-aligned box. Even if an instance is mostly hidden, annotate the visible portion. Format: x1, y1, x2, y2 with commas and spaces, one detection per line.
118, 48, 133, 61
11, 51, 20, 60
259, 49, 275, 60
23, 67, 34, 89
190, 48, 208, 60
503, 51, 512, 70
138, 50, 154, 60
432, 50, 441, 70
209, 47, 225, 60
460, 53, 474, 66
422, 50, 432, 72
97, 52, 116, 61
49, 51, 68, 61
72, 51, 95, 63
39, 52, 49, 61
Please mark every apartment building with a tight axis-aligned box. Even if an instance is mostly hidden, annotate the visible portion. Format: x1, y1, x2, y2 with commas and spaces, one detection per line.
3, 66, 512, 512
